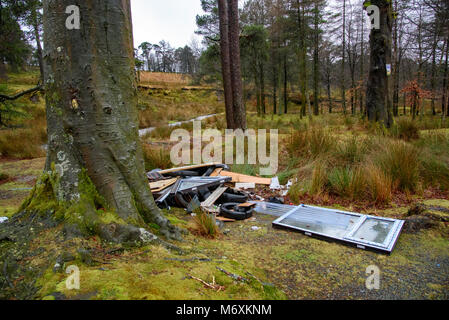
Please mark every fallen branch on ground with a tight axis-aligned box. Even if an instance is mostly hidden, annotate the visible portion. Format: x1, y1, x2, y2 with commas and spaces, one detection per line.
187, 274, 225, 291
216, 267, 248, 282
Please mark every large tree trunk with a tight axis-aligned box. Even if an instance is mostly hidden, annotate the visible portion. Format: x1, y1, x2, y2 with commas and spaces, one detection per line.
217, 0, 234, 129
365, 0, 393, 128
22, 0, 182, 243
228, 0, 246, 129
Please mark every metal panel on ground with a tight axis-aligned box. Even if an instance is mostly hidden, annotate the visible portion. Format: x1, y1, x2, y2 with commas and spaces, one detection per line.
272, 204, 404, 253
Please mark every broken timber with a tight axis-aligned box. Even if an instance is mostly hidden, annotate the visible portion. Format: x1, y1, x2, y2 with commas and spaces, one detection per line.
217, 171, 271, 185
200, 186, 228, 213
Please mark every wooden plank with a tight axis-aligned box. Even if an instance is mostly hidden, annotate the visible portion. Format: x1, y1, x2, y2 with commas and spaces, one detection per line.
209, 168, 223, 177
218, 171, 271, 185
157, 163, 221, 175
201, 206, 220, 214
149, 178, 178, 192
215, 216, 236, 222
238, 202, 256, 208
201, 186, 228, 208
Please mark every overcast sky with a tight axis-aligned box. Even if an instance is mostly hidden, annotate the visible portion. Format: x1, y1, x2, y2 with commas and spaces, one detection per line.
131, 0, 204, 49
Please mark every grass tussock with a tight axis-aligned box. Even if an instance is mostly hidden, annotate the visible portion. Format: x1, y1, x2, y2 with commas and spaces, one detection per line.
192, 211, 220, 239
392, 118, 420, 141
142, 145, 172, 171
286, 122, 449, 206
0, 127, 46, 159
363, 163, 393, 204
287, 126, 334, 159
374, 140, 421, 192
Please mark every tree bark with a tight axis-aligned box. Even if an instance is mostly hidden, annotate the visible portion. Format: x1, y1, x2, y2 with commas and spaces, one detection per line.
228, 0, 246, 129
365, 0, 393, 128
217, 0, 234, 129
28, 0, 182, 243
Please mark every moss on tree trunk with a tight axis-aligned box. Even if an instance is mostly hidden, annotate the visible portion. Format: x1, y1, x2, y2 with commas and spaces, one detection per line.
17, 0, 184, 244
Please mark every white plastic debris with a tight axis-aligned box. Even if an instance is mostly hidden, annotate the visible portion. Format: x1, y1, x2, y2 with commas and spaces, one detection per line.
269, 176, 281, 190
251, 226, 261, 231
235, 182, 256, 190
281, 179, 294, 196
0, 217, 8, 223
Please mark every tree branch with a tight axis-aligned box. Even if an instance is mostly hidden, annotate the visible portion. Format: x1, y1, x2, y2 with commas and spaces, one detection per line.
0, 85, 43, 103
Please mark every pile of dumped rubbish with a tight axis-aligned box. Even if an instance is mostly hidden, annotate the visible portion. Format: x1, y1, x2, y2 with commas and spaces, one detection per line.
147, 162, 286, 221
147, 162, 406, 254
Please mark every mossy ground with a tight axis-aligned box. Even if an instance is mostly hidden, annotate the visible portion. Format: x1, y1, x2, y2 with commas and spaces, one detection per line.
1, 158, 448, 300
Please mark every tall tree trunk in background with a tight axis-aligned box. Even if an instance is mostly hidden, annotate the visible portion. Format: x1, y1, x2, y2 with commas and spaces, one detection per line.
255, 74, 261, 114
392, 0, 399, 117
313, 1, 319, 116
272, 56, 277, 115
283, 52, 288, 114
297, 1, 307, 117
228, 0, 246, 129
32, 7, 44, 82
360, 11, 365, 116
277, 53, 283, 115
365, 0, 393, 128
217, 0, 234, 129
430, 30, 438, 116
341, 0, 347, 115
0, 61, 6, 81
327, 71, 332, 114
260, 62, 266, 114
28, 0, 182, 242
0, 1, 6, 81
442, 36, 449, 119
